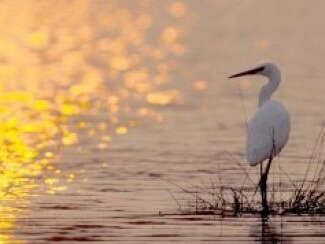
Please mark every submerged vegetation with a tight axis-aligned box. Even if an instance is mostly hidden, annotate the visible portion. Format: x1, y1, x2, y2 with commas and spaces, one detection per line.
170, 125, 325, 217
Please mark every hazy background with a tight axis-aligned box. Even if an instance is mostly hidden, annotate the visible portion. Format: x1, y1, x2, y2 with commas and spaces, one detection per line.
0, 0, 324, 242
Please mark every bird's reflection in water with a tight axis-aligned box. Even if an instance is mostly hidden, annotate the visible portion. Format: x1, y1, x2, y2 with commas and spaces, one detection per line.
250, 217, 292, 244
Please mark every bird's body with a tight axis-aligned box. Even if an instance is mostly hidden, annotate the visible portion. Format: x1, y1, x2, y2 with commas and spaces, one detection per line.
229, 62, 290, 166
246, 99, 290, 166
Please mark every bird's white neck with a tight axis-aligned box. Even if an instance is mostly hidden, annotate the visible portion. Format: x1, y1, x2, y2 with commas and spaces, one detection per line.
258, 72, 281, 107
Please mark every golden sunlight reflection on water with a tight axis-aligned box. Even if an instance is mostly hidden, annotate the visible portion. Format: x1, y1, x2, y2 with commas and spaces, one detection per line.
0, 0, 189, 242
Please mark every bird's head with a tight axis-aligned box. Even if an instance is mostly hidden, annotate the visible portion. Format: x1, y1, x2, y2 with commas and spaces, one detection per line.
229, 62, 280, 79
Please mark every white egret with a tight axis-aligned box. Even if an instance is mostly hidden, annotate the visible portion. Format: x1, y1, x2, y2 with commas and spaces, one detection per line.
229, 62, 290, 213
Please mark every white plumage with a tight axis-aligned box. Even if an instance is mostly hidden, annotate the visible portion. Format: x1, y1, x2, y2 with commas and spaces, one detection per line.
246, 100, 290, 166
229, 62, 290, 167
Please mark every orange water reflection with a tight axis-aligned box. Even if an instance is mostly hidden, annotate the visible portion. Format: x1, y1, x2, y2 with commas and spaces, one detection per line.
0, 0, 189, 242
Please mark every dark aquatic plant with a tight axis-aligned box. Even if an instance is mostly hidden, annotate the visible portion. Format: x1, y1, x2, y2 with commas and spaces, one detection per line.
168, 124, 325, 217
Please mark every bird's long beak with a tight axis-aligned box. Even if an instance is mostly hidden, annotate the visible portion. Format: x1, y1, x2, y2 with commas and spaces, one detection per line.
228, 66, 264, 79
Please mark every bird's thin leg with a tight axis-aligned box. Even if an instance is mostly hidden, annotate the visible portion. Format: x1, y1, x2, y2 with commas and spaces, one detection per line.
259, 163, 264, 198
253, 162, 264, 196
260, 156, 273, 216
260, 167, 266, 213
260, 128, 276, 216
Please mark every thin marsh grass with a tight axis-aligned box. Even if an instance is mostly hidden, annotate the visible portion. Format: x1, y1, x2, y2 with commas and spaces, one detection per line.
169, 124, 325, 217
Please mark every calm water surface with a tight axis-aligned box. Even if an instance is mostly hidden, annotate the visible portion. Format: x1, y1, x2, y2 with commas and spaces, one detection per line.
1, 0, 325, 243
